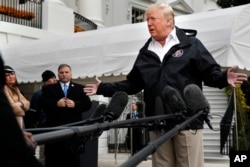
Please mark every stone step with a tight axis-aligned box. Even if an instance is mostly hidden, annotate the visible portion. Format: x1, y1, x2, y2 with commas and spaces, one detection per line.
204, 92, 228, 97
205, 156, 229, 162
204, 150, 226, 158
203, 133, 220, 140
199, 86, 229, 161
203, 123, 221, 130
204, 144, 220, 151
203, 138, 220, 145
209, 104, 228, 109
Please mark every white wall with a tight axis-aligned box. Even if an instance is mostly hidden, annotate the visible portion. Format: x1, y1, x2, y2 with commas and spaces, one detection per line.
186, 0, 219, 12
0, 0, 221, 156
59, 0, 220, 28
60, 0, 78, 11
0, 22, 61, 46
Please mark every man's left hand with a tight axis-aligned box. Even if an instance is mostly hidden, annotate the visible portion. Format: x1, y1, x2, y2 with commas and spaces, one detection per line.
227, 66, 248, 87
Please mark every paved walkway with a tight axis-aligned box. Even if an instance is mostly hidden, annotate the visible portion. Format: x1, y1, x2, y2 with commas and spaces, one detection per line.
98, 153, 229, 167
35, 146, 229, 167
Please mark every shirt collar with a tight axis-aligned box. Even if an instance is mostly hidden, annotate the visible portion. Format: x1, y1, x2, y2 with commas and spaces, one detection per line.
151, 27, 179, 45
166, 27, 179, 44
171, 27, 179, 43
60, 82, 70, 87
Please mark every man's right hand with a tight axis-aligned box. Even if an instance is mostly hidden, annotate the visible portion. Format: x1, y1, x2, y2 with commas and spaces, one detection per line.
23, 131, 37, 151
57, 98, 67, 107
83, 77, 101, 96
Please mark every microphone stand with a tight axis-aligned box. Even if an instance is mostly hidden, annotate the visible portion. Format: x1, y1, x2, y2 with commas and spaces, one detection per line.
28, 113, 180, 134
119, 110, 204, 167
25, 116, 106, 134
33, 113, 181, 145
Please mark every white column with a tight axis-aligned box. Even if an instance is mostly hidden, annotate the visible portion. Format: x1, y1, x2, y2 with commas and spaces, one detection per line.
42, 0, 74, 34
77, 0, 104, 28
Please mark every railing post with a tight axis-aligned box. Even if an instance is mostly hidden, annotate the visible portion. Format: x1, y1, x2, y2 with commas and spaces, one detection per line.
0, 0, 43, 29
233, 87, 239, 150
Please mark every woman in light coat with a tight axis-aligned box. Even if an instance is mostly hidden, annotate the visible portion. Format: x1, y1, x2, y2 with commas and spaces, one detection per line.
3, 65, 30, 129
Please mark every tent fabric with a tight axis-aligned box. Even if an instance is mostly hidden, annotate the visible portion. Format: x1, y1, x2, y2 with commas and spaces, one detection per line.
1, 23, 149, 83
175, 4, 250, 71
1, 4, 250, 83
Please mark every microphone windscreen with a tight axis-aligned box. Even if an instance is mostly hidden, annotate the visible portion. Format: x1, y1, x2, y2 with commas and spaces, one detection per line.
104, 91, 129, 121
161, 86, 187, 114
183, 84, 210, 114
155, 96, 165, 115
90, 103, 107, 119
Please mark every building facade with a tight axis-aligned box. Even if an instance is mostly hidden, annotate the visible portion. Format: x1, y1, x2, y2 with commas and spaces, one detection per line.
0, 0, 221, 155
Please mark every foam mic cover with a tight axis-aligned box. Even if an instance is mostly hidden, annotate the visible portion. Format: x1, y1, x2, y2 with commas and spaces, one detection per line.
183, 84, 212, 129
90, 103, 107, 119
161, 85, 187, 114
183, 84, 210, 114
104, 91, 129, 121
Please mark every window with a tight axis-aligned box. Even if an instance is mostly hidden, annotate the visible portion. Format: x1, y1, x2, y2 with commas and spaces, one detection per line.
132, 7, 145, 23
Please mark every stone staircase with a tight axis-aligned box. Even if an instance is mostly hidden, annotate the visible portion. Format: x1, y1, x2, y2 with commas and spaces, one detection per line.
202, 86, 230, 162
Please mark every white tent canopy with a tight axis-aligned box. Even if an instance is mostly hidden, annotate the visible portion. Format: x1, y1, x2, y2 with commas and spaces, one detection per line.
1, 4, 250, 83
175, 4, 250, 71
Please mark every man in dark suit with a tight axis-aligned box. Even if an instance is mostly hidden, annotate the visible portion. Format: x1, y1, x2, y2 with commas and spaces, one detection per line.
40, 64, 91, 167
126, 102, 144, 155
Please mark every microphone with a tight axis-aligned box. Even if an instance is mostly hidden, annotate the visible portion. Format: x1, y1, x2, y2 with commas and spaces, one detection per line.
155, 96, 166, 134
89, 103, 107, 119
183, 84, 213, 130
66, 91, 128, 125
156, 86, 187, 132
58, 103, 108, 126
25, 104, 107, 134
32, 92, 128, 147
103, 91, 129, 122
26, 92, 128, 134
161, 85, 187, 115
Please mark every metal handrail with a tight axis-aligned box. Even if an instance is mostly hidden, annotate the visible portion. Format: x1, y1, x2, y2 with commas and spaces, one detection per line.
220, 87, 235, 155
0, 0, 43, 29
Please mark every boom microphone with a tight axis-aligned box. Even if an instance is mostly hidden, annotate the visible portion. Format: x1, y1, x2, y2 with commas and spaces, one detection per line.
26, 93, 128, 134
89, 103, 107, 119
157, 86, 188, 131
103, 91, 129, 121
161, 85, 187, 115
183, 84, 213, 130
26, 104, 107, 134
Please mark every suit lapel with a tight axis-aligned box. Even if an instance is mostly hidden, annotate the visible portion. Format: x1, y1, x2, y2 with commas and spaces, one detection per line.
55, 82, 74, 97
56, 82, 65, 97
67, 82, 74, 97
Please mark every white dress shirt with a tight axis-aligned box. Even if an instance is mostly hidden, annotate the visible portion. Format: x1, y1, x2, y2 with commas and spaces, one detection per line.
148, 27, 180, 62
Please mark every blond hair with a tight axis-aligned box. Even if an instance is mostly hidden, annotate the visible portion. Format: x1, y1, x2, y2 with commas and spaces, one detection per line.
146, 3, 175, 25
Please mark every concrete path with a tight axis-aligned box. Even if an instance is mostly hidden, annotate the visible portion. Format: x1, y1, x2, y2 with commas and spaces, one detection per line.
98, 153, 229, 167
